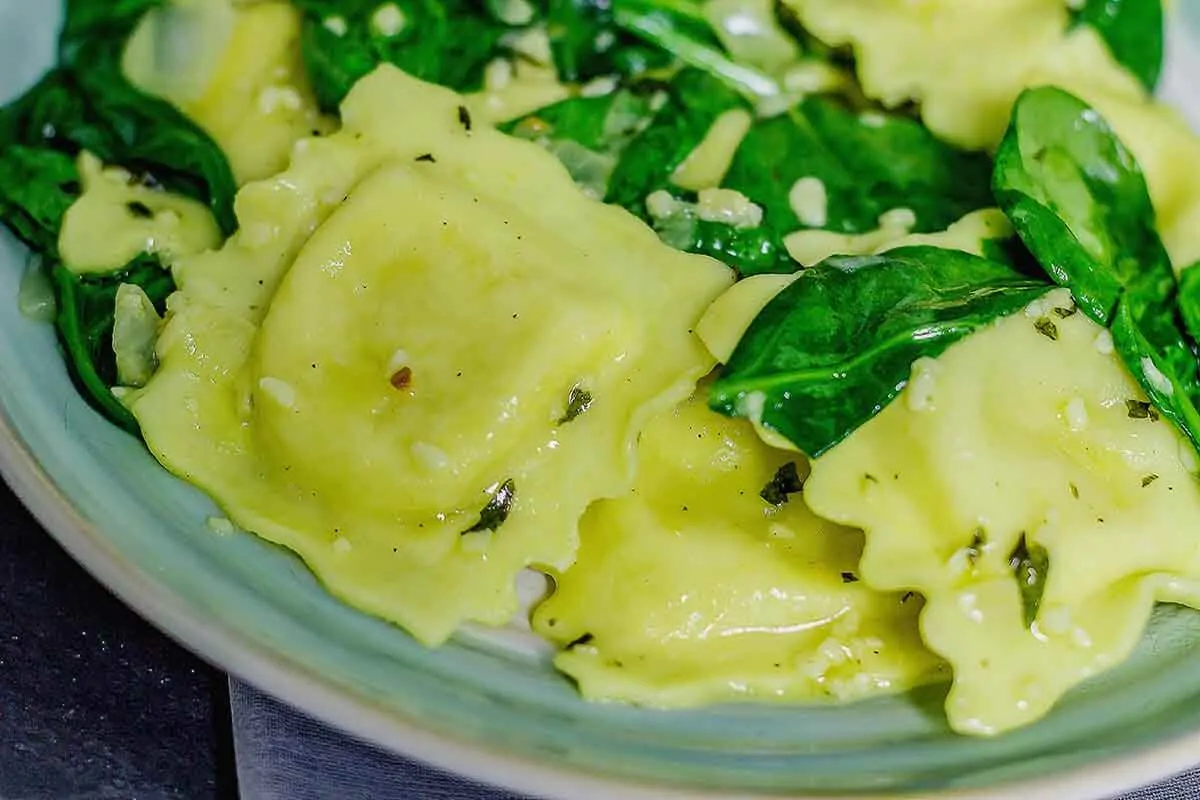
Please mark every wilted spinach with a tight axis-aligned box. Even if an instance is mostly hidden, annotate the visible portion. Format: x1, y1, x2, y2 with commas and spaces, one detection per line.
0, 1, 237, 431
1071, 0, 1164, 92
294, 0, 517, 112
719, 95, 994, 275
710, 247, 1050, 457
994, 86, 1200, 455
52, 258, 174, 434
589, 67, 993, 276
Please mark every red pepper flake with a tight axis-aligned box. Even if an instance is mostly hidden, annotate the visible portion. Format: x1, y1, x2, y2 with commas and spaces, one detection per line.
390, 366, 413, 390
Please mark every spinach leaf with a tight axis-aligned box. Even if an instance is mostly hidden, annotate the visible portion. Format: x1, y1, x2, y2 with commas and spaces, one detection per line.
54, 1, 237, 234
719, 95, 994, 275
1071, 0, 1164, 92
1008, 533, 1050, 629
610, 0, 781, 101
503, 84, 665, 198
710, 247, 1050, 457
0, 146, 79, 258
52, 257, 174, 434
994, 86, 1200, 452
595, 69, 992, 276
543, 0, 672, 83
605, 69, 745, 211
1111, 296, 1200, 457
1179, 263, 1200, 345
993, 86, 1172, 325
294, 0, 514, 112
0, 2, 236, 432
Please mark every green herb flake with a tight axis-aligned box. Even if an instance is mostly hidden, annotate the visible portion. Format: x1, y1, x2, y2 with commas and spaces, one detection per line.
126, 201, 153, 219
1009, 533, 1050, 629
414, 153, 437, 163
458, 104, 473, 132
559, 385, 594, 424
1034, 316, 1059, 341
1142, 473, 1160, 487
566, 632, 595, 649
1126, 399, 1160, 421
463, 479, 515, 534
966, 528, 987, 566
1069, 482, 1080, 499
1052, 304, 1078, 318
840, 571, 859, 584
760, 461, 804, 506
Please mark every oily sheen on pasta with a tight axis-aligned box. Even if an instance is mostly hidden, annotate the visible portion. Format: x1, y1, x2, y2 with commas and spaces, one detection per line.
125, 66, 733, 645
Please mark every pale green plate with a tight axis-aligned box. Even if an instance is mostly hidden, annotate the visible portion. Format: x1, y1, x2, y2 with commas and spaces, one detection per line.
3, 4, 1200, 798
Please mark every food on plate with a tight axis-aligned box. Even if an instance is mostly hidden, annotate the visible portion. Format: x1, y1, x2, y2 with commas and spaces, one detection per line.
2, 0, 1198, 736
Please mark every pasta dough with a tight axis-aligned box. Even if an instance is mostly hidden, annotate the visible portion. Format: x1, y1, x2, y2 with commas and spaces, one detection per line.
127, 65, 733, 645
805, 290, 1200, 734
535, 392, 944, 707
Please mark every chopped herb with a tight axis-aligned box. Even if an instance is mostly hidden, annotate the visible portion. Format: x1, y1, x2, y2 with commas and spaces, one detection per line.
126, 201, 153, 218
1034, 316, 1059, 340
863, 473, 879, 484
760, 462, 804, 506
1126, 399, 1160, 421
559, 385, 593, 424
965, 528, 987, 566
1069, 482, 1080, 499
415, 153, 437, 163
566, 632, 594, 649
463, 479, 516, 534
841, 571, 859, 583
1009, 533, 1050, 628
1052, 304, 1078, 318
458, 104, 473, 131
900, 591, 915, 604
390, 366, 413, 390
1142, 473, 1160, 487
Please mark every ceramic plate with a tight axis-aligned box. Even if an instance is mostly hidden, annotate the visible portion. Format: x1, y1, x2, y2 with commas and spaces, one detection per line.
4, 3, 1200, 798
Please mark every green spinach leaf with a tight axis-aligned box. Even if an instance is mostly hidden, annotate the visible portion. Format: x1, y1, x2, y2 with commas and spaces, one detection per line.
503, 84, 666, 198
1071, 0, 1164, 92
994, 86, 1200, 453
294, 0, 515, 112
993, 85, 1172, 325
0, 146, 79, 258
595, 69, 992, 276
543, 0, 673, 83
52, 257, 174, 434
0, 1, 236, 432
719, 95, 994, 275
605, 69, 745, 210
1179, 262, 1200, 345
710, 247, 1050, 457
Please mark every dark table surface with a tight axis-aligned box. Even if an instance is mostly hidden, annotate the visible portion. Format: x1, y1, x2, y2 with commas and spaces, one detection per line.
0, 479, 234, 800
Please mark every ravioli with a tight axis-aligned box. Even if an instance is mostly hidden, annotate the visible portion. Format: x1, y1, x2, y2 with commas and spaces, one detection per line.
126, 65, 733, 645
782, 0, 1200, 267
534, 392, 944, 707
123, 0, 330, 184
804, 289, 1200, 735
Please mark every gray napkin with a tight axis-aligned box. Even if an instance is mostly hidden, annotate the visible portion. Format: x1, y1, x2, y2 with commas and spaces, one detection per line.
229, 680, 1200, 800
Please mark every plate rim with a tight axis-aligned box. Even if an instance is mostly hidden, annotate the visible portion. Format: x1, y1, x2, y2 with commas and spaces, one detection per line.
3, 388, 1200, 799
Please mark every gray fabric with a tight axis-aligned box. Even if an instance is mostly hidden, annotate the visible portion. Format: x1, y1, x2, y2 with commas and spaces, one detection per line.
229, 680, 1200, 799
